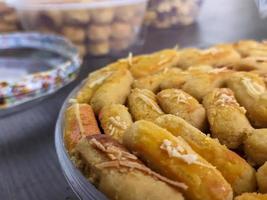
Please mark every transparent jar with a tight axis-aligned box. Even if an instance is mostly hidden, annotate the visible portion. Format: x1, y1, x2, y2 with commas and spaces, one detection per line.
0, 1, 21, 33
145, 0, 203, 28
9, 0, 148, 57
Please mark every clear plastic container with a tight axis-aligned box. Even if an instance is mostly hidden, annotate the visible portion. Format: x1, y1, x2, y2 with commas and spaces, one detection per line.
0, 32, 81, 116
8, 0, 148, 57
0, 1, 21, 33
55, 81, 109, 200
145, 0, 203, 28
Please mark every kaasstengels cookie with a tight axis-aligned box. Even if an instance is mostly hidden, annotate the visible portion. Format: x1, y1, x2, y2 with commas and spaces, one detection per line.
99, 104, 133, 143
76, 60, 129, 104
244, 129, 267, 166
155, 114, 256, 195
182, 68, 231, 101
75, 135, 186, 200
129, 49, 180, 79
90, 69, 133, 114
128, 88, 164, 121
227, 72, 267, 127
157, 89, 207, 131
159, 65, 214, 90
123, 120, 233, 200
177, 44, 240, 69
64, 103, 101, 152
203, 88, 253, 149
132, 68, 182, 92
234, 40, 267, 57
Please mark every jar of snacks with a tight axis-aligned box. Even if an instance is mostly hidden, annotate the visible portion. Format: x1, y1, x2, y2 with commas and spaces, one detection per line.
8, 0, 148, 57
0, 1, 20, 33
145, 0, 203, 28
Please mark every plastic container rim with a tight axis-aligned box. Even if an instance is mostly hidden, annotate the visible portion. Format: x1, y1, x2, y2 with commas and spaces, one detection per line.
7, 0, 148, 10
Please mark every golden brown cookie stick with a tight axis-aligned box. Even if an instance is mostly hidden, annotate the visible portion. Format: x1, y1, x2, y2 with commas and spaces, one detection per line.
124, 120, 233, 200
64, 103, 101, 152
227, 72, 267, 127
244, 129, 267, 166
234, 40, 267, 57
76, 59, 130, 104
182, 68, 231, 101
99, 104, 133, 143
75, 135, 185, 200
132, 68, 182, 93
203, 88, 253, 149
177, 44, 240, 69
157, 89, 207, 131
130, 49, 180, 78
128, 88, 164, 121
90, 69, 133, 114
159, 65, 213, 90
155, 114, 256, 195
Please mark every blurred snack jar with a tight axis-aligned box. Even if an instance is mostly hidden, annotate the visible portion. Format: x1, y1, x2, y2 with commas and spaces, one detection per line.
145, 0, 203, 28
0, 1, 21, 33
8, 0, 148, 57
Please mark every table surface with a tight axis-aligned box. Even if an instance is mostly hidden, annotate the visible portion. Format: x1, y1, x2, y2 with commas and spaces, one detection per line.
1, 0, 267, 199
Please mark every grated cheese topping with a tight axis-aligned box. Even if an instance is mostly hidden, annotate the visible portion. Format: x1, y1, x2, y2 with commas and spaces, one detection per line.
161, 90, 192, 104
200, 47, 221, 55
160, 139, 216, 169
173, 44, 179, 51
109, 116, 128, 130
135, 90, 163, 114
214, 89, 246, 113
128, 52, 133, 66
74, 104, 85, 135
69, 98, 78, 104
96, 160, 188, 190
90, 138, 137, 161
90, 138, 188, 190
107, 116, 128, 136
208, 67, 228, 74
241, 77, 265, 97
160, 139, 198, 164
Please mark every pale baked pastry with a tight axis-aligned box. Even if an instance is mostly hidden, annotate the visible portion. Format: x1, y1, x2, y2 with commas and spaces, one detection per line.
128, 88, 164, 121
157, 89, 207, 131
155, 114, 256, 195
99, 104, 133, 143
64, 103, 101, 152
76, 135, 185, 200
244, 129, 267, 166
227, 72, 267, 127
124, 120, 233, 200
203, 88, 253, 149
90, 69, 133, 114
62, 40, 267, 200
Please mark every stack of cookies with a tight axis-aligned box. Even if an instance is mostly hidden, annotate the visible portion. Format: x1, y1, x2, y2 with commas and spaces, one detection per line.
18, 2, 146, 56
0, 2, 20, 33
145, 0, 202, 28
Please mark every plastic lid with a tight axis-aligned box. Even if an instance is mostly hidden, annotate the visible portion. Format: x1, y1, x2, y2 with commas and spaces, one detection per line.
7, 0, 148, 10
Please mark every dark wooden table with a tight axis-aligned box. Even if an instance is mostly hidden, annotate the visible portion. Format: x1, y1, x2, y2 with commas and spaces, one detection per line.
1, 0, 267, 199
